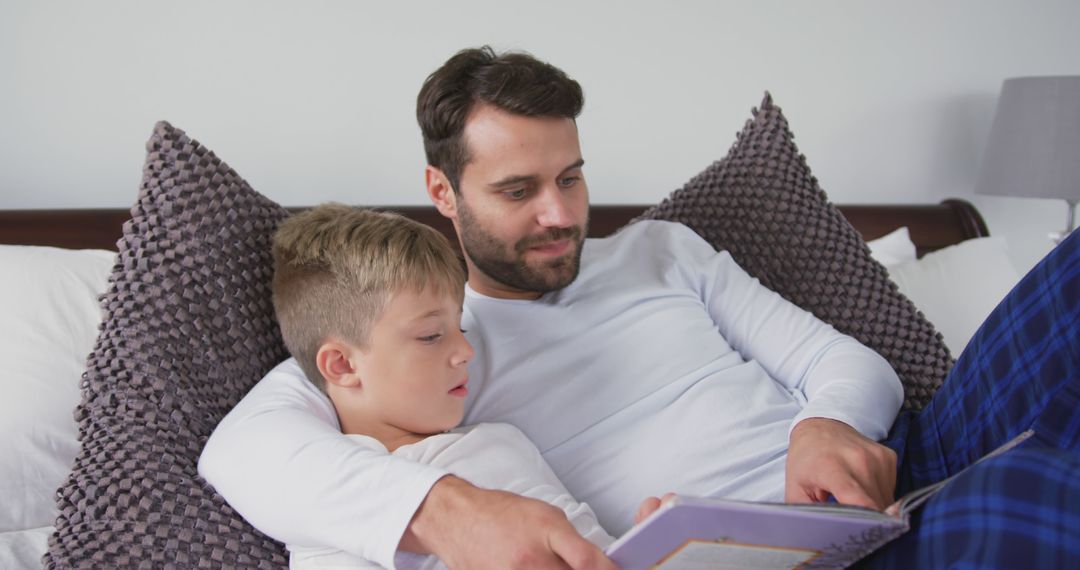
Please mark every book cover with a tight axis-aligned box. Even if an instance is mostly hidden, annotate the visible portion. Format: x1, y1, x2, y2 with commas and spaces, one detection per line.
605, 430, 1033, 570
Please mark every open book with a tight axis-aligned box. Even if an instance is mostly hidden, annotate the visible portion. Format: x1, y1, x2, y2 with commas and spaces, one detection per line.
605, 430, 1033, 570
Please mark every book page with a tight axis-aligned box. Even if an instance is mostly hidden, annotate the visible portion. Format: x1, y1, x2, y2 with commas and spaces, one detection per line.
654, 540, 818, 570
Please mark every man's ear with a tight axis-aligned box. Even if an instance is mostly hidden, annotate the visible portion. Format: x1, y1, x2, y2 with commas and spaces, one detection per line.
316, 341, 363, 388
426, 166, 458, 219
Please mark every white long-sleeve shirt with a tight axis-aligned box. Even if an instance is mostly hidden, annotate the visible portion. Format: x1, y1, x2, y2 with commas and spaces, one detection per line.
199, 220, 903, 567
288, 422, 613, 569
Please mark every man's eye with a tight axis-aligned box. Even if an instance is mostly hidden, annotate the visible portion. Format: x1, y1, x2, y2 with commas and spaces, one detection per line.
419, 334, 443, 343
558, 176, 580, 188
504, 188, 527, 200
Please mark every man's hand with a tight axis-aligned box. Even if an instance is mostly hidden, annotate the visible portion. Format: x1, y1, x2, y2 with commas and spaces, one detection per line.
402, 476, 616, 570
785, 418, 897, 510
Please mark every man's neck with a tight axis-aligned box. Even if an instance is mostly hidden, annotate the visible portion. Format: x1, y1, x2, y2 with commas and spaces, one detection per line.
462, 257, 544, 300
465, 277, 543, 300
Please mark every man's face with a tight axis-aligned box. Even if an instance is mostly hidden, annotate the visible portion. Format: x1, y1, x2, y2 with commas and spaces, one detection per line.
449, 105, 589, 299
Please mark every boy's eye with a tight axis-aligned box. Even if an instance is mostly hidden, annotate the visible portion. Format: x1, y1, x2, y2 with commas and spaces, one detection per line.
418, 333, 443, 343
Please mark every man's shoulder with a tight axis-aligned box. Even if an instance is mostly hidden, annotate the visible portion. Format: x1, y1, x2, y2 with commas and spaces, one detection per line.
591, 219, 704, 248
584, 219, 712, 262
600, 218, 694, 239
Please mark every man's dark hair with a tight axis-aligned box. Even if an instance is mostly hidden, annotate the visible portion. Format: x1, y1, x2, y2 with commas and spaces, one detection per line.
416, 46, 584, 193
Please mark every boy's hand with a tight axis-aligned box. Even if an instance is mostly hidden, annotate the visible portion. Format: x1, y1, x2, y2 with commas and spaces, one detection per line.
785, 418, 897, 510
634, 492, 676, 525
404, 476, 617, 570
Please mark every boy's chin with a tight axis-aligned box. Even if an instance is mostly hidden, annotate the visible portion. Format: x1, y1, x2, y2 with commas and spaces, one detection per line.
433, 416, 464, 434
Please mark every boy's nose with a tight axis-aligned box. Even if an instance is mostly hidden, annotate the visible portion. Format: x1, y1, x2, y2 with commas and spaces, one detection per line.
453, 333, 475, 367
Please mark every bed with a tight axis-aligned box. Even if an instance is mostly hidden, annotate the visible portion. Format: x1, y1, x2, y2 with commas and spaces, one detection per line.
0, 200, 988, 254
0, 94, 1034, 567
1, 199, 1020, 569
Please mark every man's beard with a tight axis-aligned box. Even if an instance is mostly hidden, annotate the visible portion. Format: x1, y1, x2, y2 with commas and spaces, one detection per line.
457, 199, 587, 294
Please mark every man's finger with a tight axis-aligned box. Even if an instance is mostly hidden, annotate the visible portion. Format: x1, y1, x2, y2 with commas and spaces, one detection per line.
549, 529, 617, 570
784, 484, 816, 504
829, 478, 881, 510
876, 449, 898, 508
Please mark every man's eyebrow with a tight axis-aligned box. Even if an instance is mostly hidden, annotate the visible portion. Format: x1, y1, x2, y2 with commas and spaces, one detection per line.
488, 173, 536, 189
560, 158, 585, 174
486, 159, 585, 189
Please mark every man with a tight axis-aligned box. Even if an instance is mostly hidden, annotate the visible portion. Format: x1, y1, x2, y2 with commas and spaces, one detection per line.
200, 47, 1080, 569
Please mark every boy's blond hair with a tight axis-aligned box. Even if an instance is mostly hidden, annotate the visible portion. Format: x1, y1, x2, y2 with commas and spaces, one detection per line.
271, 203, 465, 391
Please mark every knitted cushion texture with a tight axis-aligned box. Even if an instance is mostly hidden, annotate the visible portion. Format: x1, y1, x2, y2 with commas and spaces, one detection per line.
636, 94, 953, 409
45, 122, 291, 568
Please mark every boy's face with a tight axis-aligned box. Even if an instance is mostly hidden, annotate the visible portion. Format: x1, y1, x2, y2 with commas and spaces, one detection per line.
350, 287, 472, 438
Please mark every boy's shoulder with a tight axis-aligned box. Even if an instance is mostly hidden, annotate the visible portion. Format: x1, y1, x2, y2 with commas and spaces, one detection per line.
453, 421, 529, 441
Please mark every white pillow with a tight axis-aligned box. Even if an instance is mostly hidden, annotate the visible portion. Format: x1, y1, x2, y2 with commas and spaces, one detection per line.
886, 237, 1020, 356
866, 226, 917, 268
0, 245, 114, 532
0, 527, 54, 570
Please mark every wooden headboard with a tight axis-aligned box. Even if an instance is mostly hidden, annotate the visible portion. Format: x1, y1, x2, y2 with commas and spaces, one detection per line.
0, 199, 987, 257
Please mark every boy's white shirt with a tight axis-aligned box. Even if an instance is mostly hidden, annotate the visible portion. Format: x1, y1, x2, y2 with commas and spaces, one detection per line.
199, 220, 903, 567
288, 422, 612, 569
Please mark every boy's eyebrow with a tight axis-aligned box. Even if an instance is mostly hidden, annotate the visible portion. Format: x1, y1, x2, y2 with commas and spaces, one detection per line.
487, 158, 585, 189
411, 309, 444, 321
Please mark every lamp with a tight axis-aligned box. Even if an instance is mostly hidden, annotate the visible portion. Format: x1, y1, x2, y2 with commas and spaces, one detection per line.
975, 76, 1080, 243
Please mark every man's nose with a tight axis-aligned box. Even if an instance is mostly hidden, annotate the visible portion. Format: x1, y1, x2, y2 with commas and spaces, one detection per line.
535, 186, 573, 228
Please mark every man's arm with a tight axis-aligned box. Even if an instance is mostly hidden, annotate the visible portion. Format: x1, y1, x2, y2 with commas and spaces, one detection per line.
675, 224, 903, 508
199, 361, 614, 569
198, 362, 449, 568
405, 477, 617, 570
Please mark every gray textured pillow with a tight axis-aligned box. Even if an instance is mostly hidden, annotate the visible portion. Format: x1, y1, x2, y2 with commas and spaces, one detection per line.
636, 94, 952, 410
46, 122, 290, 567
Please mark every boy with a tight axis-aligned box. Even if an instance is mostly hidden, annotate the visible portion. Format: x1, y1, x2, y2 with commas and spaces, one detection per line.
267, 204, 614, 569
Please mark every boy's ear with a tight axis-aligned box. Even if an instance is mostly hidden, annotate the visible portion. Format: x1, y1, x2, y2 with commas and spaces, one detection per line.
426, 166, 458, 219
316, 341, 363, 388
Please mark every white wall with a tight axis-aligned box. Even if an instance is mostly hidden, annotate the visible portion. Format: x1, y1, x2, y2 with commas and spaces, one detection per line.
2, 1, 1078, 271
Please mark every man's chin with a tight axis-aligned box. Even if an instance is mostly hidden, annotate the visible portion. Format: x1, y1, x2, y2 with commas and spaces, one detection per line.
465, 239, 584, 294
526, 256, 581, 291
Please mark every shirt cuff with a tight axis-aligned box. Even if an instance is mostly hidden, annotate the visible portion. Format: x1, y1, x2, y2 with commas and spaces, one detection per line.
366, 465, 451, 570
788, 381, 900, 441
